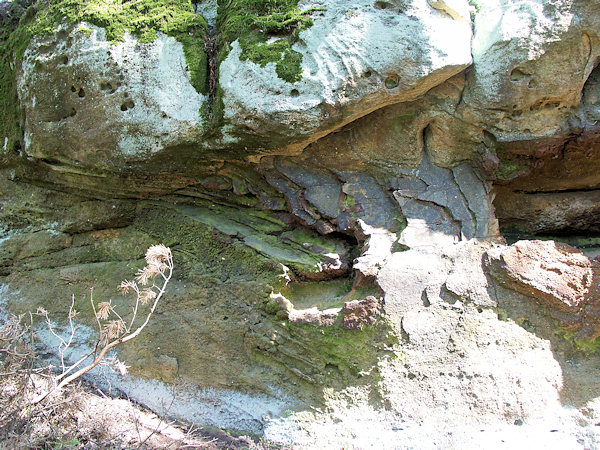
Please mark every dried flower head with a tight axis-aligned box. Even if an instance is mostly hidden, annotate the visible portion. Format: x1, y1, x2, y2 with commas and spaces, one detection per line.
104, 356, 130, 375
134, 244, 171, 285
96, 301, 111, 320
118, 280, 137, 294
102, 319, 126, 341
135, 267, 153, 286
145, 244, 171, 265
136, 263, 166, 285
140, 288, 157, 305
115, 360, 130, 376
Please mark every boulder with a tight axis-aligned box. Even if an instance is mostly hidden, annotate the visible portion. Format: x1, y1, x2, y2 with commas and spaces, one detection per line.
486, 240, 600, 339
17, 24, 207, 171
462, 0, 600, 142
218, 0, 473, 152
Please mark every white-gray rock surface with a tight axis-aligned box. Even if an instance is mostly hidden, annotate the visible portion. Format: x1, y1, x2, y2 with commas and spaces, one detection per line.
219, 0, 473, 150
17, 24, 207, 169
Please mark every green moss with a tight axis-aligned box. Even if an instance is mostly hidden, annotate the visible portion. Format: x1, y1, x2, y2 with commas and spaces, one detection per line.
0, 0, 207, 157
557, 328, 600, 353
573, 336, 600, 353
0, 2, 32, 161
75, 23, 93, 37
280, 278, 378, 310
280, 228, 337, 253
493, 157, 529, 181
276, 48, 302, 83
134, 204, 281, 285
239, 34, 289, 66
217, 0, 321, 83
342, 194, 356, 210
284, 321, 397, 380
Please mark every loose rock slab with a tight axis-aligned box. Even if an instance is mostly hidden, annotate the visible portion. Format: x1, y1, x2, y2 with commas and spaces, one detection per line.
487, 240, 600, 339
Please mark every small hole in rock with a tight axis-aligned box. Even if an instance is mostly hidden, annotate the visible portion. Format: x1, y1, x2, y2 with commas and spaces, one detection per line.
70, 86, 76, 92
384, 73, 400, 89
290, 89, 300, 97
124, 92, 129, 98
421, 290, 431, 307
78, 88, 85, 98
100, 81, 114, 92
59, 55, 68, 65
364, 70, 372, 78
510, 67, 528, 82
120, 100, 135, 111
374, 1, 393, 9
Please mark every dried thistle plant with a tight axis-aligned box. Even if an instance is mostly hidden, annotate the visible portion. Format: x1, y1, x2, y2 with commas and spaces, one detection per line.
31, 244, 174, 404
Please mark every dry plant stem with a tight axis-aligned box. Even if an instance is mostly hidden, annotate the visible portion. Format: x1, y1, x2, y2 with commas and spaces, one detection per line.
53, 294, 99, 382
38, 296, 77, 374
128, 284, 142, 332
33, 248, 173, 404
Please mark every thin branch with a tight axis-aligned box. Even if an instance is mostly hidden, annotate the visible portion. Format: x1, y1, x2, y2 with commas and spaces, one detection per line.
109, 304, 126, 327
90, 288, 102, 335
128, 294, 141, 333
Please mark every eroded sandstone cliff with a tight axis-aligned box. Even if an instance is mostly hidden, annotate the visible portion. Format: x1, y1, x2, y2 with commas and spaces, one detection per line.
1, 0, 600, 446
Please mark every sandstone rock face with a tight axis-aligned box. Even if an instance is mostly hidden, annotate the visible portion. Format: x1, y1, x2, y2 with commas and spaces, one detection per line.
219, 0, 473, 151
13, 0, 473, 168
487, 240, 600, 339
463, 0, 600, 142
17, 24, 207, 170
465, 0, 600, 234
2, 0, 600, 447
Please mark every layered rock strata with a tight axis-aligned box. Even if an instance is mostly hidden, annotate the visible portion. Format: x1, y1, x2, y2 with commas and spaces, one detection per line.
1, 0, 600, 446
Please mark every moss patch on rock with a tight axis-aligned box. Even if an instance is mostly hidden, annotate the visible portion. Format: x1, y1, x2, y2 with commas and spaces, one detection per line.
558, 329, 600, 354
133, 203, 282, 285
0, 2, 32, 161
36, 0, 207, 94
217, 0, 320, 83
251, 318, 399, 396
492, 157, 530, 181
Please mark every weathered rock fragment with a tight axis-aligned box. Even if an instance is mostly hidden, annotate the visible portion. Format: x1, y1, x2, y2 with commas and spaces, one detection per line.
487, 240, 600, 339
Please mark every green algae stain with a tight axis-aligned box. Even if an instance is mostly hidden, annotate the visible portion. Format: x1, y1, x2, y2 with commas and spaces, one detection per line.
133, 204, 282, 285
558, 328, 600, 354
492, 157, 530, 181
217, 0, 321, 83
284, 320, 398, 383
